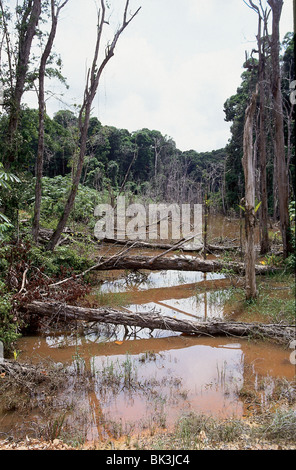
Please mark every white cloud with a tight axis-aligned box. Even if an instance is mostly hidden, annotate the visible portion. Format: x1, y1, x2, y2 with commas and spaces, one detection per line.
32, 0, 294, 152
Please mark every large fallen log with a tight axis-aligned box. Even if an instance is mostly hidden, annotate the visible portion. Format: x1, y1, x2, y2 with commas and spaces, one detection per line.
102, 237, 240, 252
89, 255, 275, 275
26, 301, 295, 344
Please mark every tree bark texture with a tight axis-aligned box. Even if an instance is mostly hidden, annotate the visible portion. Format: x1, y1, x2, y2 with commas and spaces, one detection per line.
25, 301, 295, 345
268, 0, 292, 258
257, 12, 270, 255
242, 87, 259, 299
86, 254, 274, 275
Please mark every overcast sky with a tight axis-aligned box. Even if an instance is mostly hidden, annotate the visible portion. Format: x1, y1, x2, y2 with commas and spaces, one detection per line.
39, 0, 294, 152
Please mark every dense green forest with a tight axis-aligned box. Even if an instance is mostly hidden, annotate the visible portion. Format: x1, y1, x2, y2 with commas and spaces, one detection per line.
0, 0, 295, 451
0, 0, 295, 353
0, 31, 294, 229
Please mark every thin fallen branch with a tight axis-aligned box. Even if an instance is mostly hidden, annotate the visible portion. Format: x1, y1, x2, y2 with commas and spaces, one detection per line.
149, 233, 201, 262
25, 301, 295, 345
18, 268, 28, 294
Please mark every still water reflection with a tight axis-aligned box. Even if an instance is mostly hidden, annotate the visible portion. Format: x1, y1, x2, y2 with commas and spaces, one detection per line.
3, 265, 294, 441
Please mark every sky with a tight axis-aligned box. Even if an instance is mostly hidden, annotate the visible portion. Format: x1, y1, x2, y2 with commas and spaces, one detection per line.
34, 0, 294, 153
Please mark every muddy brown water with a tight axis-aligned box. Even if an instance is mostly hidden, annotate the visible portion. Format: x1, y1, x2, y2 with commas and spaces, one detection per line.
0, 215, 292, 442
3, 269, 295, 442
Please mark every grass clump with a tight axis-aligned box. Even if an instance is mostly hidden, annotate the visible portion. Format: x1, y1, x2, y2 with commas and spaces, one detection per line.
222, 273, 295, 324
259, 410, 296, 442
175, 412, 245, 448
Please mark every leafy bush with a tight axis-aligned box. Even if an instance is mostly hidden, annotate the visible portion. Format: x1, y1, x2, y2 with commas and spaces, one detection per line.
0, 283, 20, 353
0, 240, 92, 349
0, 162, 21, 240
21, 175, 102, 228
25, 242, 92, 276
285, 201, 296, 271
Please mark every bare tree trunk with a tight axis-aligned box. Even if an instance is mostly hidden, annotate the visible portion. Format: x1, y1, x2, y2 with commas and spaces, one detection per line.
258, 13, 270, 254
268, 0, 292, 258
221, 161, 226, 215
242, 87, 258, 300
32, 0, 69, 242
247, 1, 270, 254
203, 191, 208, 259
46, 0, 141, 251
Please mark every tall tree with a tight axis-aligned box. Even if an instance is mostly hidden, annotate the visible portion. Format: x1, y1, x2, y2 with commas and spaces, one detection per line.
1, 0, 42, 168
46, 0, 141, 251
32, 0, 69, 242
268, 0, 292, 258
242, 86, 258, 300
246, 0, 271, 254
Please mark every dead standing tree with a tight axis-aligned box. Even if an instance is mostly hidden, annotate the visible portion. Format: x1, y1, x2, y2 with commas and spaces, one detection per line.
253, 1, 271, 255
46, 0, 141, 251
268, 0, 292, 258
242, 86, 259, 300
245, 0, 271, 254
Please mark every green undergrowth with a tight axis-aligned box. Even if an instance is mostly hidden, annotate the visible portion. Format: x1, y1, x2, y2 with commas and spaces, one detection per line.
221, 272, 295, 324
0, 238, 95, 353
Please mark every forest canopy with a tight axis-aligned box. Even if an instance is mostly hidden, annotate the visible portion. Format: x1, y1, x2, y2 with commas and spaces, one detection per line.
0, 0, 295, 349
0, 30, 294, 227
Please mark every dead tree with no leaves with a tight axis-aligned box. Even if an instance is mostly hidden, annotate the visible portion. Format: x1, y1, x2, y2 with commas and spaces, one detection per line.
46, 0, 141, 251
242, 86, 259, 300
268, 0, 292, 258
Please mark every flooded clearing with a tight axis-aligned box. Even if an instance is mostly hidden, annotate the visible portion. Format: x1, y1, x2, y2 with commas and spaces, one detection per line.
1, 251, 294, 443
8, 331, 293, 442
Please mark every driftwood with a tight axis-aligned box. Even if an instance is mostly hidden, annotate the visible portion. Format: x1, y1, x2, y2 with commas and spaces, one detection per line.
87, 255, 275, 275
26, 301, 295, 344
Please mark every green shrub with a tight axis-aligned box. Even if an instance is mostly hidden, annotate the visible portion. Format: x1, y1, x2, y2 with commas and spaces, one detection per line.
28, 243, 91, 276
21, 175, 102, 228
0, 288, 20, 354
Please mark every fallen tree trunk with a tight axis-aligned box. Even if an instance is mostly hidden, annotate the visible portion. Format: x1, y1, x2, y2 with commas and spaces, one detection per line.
102, 238, 240, 252
89, 255, 275, 275
26, 301, 295, 344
